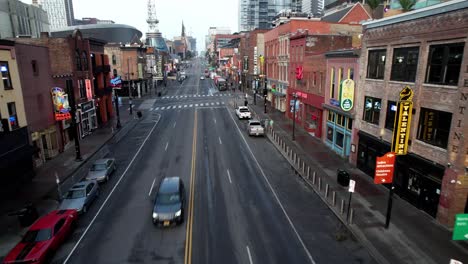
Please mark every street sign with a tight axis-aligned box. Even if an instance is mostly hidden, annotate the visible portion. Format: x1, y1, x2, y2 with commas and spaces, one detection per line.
392, 86, 414, 155
453, 214, 468, 240
348, 180, 355, 192
374, 152, 396, 184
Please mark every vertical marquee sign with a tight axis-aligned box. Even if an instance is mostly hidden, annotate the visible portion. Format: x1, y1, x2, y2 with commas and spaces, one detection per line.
51, 87, 71, 121
392, 86, 414, 155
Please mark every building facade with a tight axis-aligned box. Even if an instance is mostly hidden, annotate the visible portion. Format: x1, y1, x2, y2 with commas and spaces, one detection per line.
354, 0, 468, 225
302, 0, 324, 17
0, 40, 34, 196
0, 0, 50, 38
38, 0, 75, 30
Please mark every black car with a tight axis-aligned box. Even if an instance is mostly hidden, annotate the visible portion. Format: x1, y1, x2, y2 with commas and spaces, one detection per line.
152, 177, 185, 226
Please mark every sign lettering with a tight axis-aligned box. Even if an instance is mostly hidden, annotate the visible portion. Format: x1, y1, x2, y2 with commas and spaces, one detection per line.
392, 86, 414, 155
375, 152, 396, 184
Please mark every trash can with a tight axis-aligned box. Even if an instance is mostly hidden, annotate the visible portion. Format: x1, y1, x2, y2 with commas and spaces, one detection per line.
337, 169, 350, 187
137, 111, 142, 118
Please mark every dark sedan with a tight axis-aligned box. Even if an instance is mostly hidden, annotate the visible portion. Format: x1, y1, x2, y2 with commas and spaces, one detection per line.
152, 177, 185, 227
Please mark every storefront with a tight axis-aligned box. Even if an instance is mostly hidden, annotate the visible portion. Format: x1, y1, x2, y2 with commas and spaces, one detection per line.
323, 104, 353, 157
30, 126, 60, 167
77, 100, 97, 138
357, 131, 443, 218
287, 89, 323, 138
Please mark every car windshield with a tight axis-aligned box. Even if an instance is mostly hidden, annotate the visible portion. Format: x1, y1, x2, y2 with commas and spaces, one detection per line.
65, 189, 85, 199
91, 164, 107, 171
22, 229, 52, 243
240, 108, 249, 112
250, 122, 261, 126
156, 192, 180, 205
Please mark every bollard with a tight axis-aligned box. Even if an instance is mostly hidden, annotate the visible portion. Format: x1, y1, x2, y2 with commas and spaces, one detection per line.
318, 177, 322, 191
340, 199, 345, 214
293, 153, 296, 163
302, 161, 305, 174
312, 172, 316, 185
307, 166, 311, 178
332, 191, 336, 206
325, 184, 329, 198
349, 209, 354, 224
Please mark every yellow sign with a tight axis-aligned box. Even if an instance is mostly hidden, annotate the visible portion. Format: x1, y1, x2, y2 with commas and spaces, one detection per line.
392, 86, 414, 155
340, 79, 355, 111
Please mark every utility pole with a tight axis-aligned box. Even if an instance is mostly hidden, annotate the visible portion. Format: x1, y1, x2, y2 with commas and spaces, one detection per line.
66, 79, 82, 161
127, 57, 133, 115
113, 73, 121, 129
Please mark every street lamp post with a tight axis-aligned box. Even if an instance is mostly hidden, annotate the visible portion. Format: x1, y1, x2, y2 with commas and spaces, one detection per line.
263, 78, 267, 113
66, 79, 82, 161
292, 92, 298, 141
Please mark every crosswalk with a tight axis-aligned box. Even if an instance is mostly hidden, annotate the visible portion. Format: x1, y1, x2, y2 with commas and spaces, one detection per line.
161, 94, 232, 99
149, 101, 225, 111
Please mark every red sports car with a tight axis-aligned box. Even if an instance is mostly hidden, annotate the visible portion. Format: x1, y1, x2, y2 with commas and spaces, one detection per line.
3, 209, 78, 264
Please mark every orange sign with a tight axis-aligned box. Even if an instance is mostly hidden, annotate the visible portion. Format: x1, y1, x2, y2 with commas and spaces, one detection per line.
374, 152, 396, 184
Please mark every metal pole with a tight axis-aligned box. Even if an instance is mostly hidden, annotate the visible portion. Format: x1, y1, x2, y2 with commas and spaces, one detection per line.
385, 156, 398, 229
292, 94, 297, 141
113, 89, 121, 129
347, 191, 353, 222
66, 79, 82, 161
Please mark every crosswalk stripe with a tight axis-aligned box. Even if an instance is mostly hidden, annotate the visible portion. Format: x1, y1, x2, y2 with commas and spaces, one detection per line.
178, 105, 182, 108
150, 108, 154, 111
211, 103, 214, 106
184, 105, 187, 108
171, 106, 175, 109
190, 104, 193, 107
161, 106, 165, 110
195, 104, 198, 106
200, 103, 204, 106
155, 107, 160, 110
216, 102, 220, 105
222, 102, 225, 104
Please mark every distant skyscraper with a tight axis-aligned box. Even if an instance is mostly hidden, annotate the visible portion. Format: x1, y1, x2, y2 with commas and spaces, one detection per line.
302, 0, 324, 17
239, 0, 302, 31
38, 0, 75, 29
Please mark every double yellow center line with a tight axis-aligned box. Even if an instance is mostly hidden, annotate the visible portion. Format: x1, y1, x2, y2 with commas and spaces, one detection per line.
185, 110, 197, 264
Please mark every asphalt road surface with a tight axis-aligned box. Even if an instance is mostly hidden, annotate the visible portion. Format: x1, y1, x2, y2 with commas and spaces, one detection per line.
52, 60, 376, 264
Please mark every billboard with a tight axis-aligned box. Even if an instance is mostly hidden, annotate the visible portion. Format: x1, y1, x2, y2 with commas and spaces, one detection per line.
51, 87, 71, 121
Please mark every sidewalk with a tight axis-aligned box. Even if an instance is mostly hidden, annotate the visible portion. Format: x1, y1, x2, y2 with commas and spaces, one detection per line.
243, 95, 468, 264
0, 95, 151, 259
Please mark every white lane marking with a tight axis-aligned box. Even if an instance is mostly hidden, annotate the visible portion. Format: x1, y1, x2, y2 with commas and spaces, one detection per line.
148, 178, 156, 196
173, 122, 177, 128
178, 105, 182, 108
155, 107, 160, 111
184, 105, 187, 108
214, 118, 216, 124
63, 115, 160, 264
218, 137, 222, 145
150, 108, 154, 111
161, 106, 166, 110
165, 142, 169, 151
172, 106, 177, 109
227, 169, 232, 184
227, 110, 317, 264
222, 102, 225, 105
246, 246, 253, 264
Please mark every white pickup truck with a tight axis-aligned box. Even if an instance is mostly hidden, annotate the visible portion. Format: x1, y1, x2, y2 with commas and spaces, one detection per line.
236, 106, 251, 119
248, 120, 264, 136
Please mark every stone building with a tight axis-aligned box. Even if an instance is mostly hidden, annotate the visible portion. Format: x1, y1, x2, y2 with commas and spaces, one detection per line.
353, 0, 468, 225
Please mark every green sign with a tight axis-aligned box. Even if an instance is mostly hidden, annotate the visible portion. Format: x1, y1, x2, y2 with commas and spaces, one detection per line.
453, 214, 468, 240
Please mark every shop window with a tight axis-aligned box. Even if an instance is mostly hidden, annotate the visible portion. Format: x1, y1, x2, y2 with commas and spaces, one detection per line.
7, 102, 19, 130
75, 50, 82, 71
330, 67, 335, 98
417, 108, 452, 149
336, 114, 345, 127
327, 126, 333, 142
348, 68, 354, 80
425, 43, 464, 86
367, 49, 386, 79
347, 118, 353, 131
328, 111, 335, 122
31, 60, 38, 76
363, 96, 381, 125
336, 131, 344, 148
0, 61, 13, 90
385, 101, 397, 131
390, 47, 419, 82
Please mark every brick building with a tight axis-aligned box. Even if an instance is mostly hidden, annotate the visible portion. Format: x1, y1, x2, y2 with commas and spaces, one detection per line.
242, 29, 267, 92
119, 43, 148, 98
354, 0, 468, 224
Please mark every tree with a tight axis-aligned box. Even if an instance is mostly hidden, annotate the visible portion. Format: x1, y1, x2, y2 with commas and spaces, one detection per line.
366, 0, 381, 18
398, 0, 416, 11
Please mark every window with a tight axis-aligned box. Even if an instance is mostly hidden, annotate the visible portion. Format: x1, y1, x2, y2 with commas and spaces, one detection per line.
31, 60, 38, 76
338, 67, 343, 86
330, 67, 335, 98
348, 68, 354, 80
336, 131, 344, 148
327, 126, 333, 142
7, 102, 19, 130
82, 52, 88, 71
75, 50, 82, 71
425, 43, 464, 85
336, 114, 345, 127
313, 72, 317, 86
390, 47, 419, 82
113, 69, 117, 77
53, 219, 65, 234
367, 49, 386, 79
347, 119, 353, 131
385, 101, 397, 130
363, 97, 382, 125
417, 108, 452, 149
0, 61, 13, 89
78, 79, 86, 98
327, 111, 335, 122
86, 183, 95, 195
112, 54, 117, 65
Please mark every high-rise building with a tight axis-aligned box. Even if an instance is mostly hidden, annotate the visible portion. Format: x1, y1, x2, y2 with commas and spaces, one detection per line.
302, 0, 324, 17
0, 0, 50, 38
239, 0, 302, 32
37, 0, 75, 29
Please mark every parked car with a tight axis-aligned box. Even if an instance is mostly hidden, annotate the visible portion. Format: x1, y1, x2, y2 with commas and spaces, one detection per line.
200, 76, 205, 80
152, 177, 185, 227
59, 180, 99, 214
236, 106, 251, 119
2, 210, 78, 264
86, 158, 116, 183
248, 120, 265, 136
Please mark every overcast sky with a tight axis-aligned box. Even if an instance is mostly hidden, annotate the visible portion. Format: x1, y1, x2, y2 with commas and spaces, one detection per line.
21, 0, 239, 51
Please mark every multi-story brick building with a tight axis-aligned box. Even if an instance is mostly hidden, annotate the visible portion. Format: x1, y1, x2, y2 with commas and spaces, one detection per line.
242, 29, 267, 91
354, 0, 468, 225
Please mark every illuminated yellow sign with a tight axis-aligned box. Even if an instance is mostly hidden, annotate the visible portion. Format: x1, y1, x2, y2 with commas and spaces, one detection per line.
392, 86, 414, 155
340, 79, 355, 111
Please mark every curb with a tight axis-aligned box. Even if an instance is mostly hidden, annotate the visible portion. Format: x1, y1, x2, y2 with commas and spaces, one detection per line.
265, 128, 390, 264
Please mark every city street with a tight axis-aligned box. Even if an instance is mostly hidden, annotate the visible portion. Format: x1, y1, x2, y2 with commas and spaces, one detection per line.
51, 61, 375, 264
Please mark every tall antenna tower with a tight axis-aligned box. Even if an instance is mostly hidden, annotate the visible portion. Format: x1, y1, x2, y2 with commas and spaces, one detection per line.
147, 0, 159, 33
